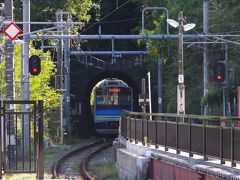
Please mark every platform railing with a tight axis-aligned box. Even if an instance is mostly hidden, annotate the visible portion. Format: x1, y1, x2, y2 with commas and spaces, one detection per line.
120, 112, 240, 167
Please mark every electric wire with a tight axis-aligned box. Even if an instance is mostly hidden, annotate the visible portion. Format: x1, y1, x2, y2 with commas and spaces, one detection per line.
68, 0, 140, 60
184, 18, 240, 45
99, 17, 141, 24
80, 0, 132, 34
70, 38, 238, 63
69, 10, 240, 65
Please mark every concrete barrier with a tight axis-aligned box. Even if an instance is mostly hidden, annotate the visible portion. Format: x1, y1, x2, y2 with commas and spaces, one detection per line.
117, 148, 150, 180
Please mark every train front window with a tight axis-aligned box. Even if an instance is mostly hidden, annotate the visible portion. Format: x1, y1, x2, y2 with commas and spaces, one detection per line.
96, 87, 131, 107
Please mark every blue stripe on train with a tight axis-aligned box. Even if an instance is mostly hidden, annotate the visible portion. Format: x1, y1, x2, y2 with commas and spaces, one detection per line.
96, 109, 130, 115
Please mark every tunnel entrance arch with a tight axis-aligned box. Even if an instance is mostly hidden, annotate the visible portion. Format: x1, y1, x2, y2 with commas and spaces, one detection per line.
71, 67, 144, 136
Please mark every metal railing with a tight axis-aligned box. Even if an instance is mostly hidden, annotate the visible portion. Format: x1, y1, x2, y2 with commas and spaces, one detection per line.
120, 112, 240, 167
0, 100, 44, 179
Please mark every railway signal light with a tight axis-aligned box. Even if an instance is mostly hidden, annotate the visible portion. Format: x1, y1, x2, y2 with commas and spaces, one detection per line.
29, 55, 41, 76
214, 62, 225, 83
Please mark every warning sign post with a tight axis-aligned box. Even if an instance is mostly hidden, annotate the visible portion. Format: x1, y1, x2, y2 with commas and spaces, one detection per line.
3, 21, 22, 41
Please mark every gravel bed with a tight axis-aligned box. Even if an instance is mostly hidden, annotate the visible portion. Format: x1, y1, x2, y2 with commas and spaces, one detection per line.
88, 146, 118, 180
1, 137, 112, 179
43, 136, 100, 179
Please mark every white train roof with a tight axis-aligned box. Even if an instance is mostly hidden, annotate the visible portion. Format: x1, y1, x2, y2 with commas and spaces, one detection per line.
98, 78, 128, 88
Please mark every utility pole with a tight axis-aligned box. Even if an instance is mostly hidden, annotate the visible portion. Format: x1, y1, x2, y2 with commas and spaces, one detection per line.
147, 72, 152, 120
167, 12, 195, 119
158, 58, 163, 113
0, 2, 3, 65
21, 0, 30, 151
141, 78, 146, 113
4, 0, 16, 169
203, 0, 209, 115
56, 10, 64, 89
4, 0, 14, 101
177, 12, 185, 116
64, 13, 71, 134
224, 44, 230, 116
21, 0, 30, 101
56, 10, 64, 142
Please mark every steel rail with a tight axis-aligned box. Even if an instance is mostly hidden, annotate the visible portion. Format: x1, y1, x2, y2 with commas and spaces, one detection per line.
51, 139, 103, 179
81, 139, 112, 180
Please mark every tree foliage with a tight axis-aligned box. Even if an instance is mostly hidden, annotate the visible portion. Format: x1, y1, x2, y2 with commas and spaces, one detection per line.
0, 61, 5, 97
11, 0, 102, 142
11, 0, 240, 123
136, 0, 240, 115
0, 44, 61, 143
14, 0, 98, 23
64, 0, 99, 22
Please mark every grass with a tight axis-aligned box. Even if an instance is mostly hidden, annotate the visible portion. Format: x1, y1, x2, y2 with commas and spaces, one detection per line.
3, 173, 36, 180
2, 151, 118, 179
95, 163, 118, 180
2, 148, 66, 179
44, 148, 65, 161
63, 136, 82, 145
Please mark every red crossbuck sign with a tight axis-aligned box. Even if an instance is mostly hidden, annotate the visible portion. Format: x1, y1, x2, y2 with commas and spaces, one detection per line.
3, 21, 22, 41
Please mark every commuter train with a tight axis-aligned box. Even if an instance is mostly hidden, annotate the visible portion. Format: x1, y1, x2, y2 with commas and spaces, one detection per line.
93, 79, 133, 134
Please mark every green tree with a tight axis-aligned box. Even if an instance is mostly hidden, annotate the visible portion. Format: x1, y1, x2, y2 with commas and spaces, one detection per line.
65, 0, 99, 22
13, 0, 240, 117
14, 0, 98, 23
3, 43, 62, 143
210, 0, 240, 33
137, 1, 205, 114
0, 61, 5, 97
138, 0, 240, 115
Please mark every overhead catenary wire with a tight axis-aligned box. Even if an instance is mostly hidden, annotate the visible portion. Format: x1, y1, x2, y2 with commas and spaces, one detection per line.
98, 17, 141, 24
185, 18, 240, 45
81, 0, 132, 34
24, 10, 240, 65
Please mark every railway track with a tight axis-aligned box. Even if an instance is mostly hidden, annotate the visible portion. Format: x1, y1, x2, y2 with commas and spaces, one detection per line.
51, 138, 112, 179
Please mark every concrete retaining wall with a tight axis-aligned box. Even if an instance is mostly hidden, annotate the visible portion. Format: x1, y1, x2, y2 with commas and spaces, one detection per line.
117, 148, 150, 180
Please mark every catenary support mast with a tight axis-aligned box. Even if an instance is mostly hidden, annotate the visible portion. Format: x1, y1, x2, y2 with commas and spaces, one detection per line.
203, 0, 209, 115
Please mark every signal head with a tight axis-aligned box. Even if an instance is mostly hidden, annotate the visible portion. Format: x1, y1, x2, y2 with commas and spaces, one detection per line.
29, 55, 41, 76
214, 62, 225, 83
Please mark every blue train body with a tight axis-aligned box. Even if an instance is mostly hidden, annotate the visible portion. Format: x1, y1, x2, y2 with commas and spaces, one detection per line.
94, 79, 133, 134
